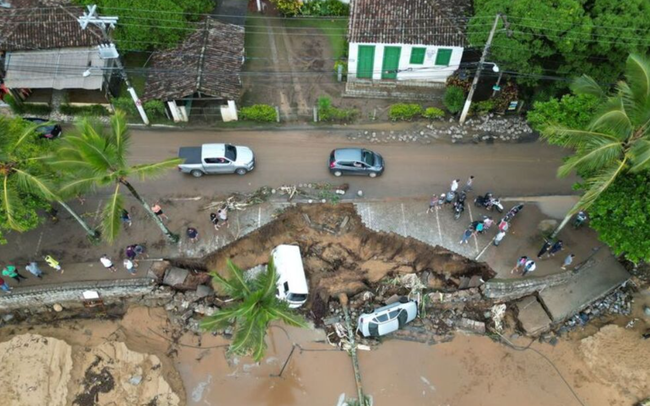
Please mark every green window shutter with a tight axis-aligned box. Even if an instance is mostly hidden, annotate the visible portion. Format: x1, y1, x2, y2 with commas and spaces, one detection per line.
410, 47, 426, 64
435, 48, 453, 66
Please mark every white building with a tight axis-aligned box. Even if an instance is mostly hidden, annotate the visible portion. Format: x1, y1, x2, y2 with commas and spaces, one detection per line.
347, 0, 470, 93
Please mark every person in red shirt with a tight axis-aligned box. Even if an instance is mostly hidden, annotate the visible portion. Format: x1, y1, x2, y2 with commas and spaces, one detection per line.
0, 276, 12, 293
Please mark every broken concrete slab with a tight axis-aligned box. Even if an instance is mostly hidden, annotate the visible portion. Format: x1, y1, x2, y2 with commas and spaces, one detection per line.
196, 284, 212, 298
458, 318, 486, 334
163, 267, 189, 287
515, 296, 551, 335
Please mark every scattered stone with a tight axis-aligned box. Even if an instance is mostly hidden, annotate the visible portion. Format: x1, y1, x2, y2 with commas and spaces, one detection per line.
196, 284, 212, 298
357, 190, 363, 197
644, 306, 650, 317
2, 313, 14, 322
458, 318, 486, 334
385, 294, 402, 305
129, 375, 143, 385
52, 304, 63, 312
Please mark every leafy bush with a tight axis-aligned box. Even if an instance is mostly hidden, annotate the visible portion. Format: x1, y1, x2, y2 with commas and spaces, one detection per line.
269, 0, 301, 16
300, 0, 349, 16
112, 97, 168, 120
445, 74, 472, 92
443, 86, 465, 114
472, 100, 495, 115
492, 81, 519, 112
318, 97, 357, 122
4, 95, 52, 115
527, 93, 600, 136
143, 100, 166, 118
389, 104, 423, 121
422, 107, 445, 120
333, 59, 348, 74
60, 104, 110, 116
111, 96, 138, 116
240, 104, 277, 122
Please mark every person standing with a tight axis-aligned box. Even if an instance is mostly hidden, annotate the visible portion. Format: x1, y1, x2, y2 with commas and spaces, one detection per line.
25, 262, 44, 279
120, 209, 132, 227
511, 256, 528, 274
125, 245, 137, 261
134, 244, 148, 258
123, 259, 137, 275
464, 175, 474, 192
460, 228, 473, 244
546, 240, 564, 258
427, 195, 439, 213
217, 208, 229, 229
187, 227, 199, 243
537, 239, 552, 258
561, 254, 575, 270
2, 265, 27, 283
523, 260, 537, 276
450, 179, 459, 193
498, 219, 509, 232
0, 277, 12, 294
482, 217, 494, 230
494, 230, 506, 246
100, 255, 117, 273
44, 255, 63, 274
210, 212, 219, 230
151, 203, 169, 221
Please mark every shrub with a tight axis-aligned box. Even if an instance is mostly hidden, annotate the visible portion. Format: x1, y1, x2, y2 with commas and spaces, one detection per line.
443, 86, 465, 114
270, 0, 301, 16
318, 97, 357, 122
143, 100, 166, 118
472, 100, 495, 115
240, 104, 277, 122
4, 95, 52, 115
111, 96, 138, 116
112, 97, 168, 120
389, 103, 423, 121
60, 104, 110, 116
422, 107, 445, 120
333, 59, 348, 74
300, 0, 349, 16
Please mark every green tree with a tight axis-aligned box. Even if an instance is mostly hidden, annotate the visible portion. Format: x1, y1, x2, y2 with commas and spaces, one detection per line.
200, 259, 307, 361
540, 54, 650, 236
76, 0, 213, 50
468, 0, 650, 89
0, 117, 98, 243
443, 86, 465, 114
527, 93, 601, 142
52, 111, 182, 243
588, 173, 650, 263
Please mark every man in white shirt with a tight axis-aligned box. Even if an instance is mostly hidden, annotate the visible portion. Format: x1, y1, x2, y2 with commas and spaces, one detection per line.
100, 255, 117, 272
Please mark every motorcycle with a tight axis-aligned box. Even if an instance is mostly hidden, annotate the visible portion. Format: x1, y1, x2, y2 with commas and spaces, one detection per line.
474, 192, 504, 213
573, 211, 588, 229
453, 192, 467, 220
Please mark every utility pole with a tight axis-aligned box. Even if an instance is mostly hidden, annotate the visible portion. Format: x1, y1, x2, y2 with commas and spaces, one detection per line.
78, 5, 149, 125
459, 13, 502, 125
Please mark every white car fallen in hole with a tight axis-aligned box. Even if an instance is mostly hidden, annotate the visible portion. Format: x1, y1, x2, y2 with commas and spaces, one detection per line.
357, 299, 418, 338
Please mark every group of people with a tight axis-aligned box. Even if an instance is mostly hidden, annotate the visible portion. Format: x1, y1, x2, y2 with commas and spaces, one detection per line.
511, 237, 577, 277
0, 256, 63, 293
187, 207, 230, 244
427, 176, 474, 213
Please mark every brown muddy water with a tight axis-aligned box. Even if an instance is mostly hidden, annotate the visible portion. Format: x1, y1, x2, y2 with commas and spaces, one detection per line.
1, 305, 644, 406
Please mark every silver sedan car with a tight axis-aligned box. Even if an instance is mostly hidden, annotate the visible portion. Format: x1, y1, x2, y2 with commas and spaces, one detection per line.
329, 148, 385, 177
357, 300, 418, 337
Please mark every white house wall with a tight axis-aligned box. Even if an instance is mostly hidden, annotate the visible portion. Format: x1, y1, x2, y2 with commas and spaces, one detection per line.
348, 42, 463, 83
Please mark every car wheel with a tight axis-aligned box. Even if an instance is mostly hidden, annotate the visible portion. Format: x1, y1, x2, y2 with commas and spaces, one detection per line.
191, 170, 204, 178
236, 168, 248, 176
369, 172, 377, 178
333, 171, 342, 177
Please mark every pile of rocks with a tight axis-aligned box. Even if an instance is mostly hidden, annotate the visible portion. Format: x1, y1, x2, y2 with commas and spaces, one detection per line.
346, 130, 434, 145
164, 288, 218, 334
558, 288, 632, 333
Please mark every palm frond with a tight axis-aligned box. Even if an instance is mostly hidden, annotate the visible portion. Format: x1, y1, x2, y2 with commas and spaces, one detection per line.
129, 158, 183, 181
628, 139, 650, 172
100, 184, 124, 243
575, 159, 628, 212
209, 271, 243, 298
200, 307, 239, 331
267, 305, 307, 328
229, 308, 265, 358
110, 111, 130, 166
11, 168, 58, 201
58, 173, 105, 196
226, 259, 251, 296
1, 175, 26, 231
252, 257, 279, 301
63, 135, 115, 173
557, 139, 623, 178
588, 97, 632, 139
625, 53, 650, 103
540, 125, 619, 148
571, 74, 605, 99
8, 123, 40, 154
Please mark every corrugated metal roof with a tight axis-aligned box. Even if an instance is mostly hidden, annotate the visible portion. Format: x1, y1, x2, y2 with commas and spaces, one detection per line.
348, 0, 471, 47
4, 47, 108, 89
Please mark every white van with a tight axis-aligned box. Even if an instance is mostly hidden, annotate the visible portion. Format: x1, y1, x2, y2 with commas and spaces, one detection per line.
272, 244, 309, 308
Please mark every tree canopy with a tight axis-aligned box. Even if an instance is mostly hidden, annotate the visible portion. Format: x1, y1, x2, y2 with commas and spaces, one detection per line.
76, 0, 213, 50
588, 173, 650, 263
468, 0, 650, 90
527, 93, 601, 144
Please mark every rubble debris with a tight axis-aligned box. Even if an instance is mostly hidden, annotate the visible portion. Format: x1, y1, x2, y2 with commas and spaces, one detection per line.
559, 288, 632, 333
491, 304, 507, 333
458, 318, 486, 334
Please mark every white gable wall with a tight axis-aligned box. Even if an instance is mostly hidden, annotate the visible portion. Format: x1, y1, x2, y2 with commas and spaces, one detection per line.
348, 42, 463, 83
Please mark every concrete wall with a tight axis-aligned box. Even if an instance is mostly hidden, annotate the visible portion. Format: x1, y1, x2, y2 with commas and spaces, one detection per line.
480, 271, 576, 302
348, 42, 463, 83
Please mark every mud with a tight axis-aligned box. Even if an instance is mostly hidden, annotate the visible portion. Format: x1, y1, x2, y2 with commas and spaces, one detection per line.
203, 204, 494, 305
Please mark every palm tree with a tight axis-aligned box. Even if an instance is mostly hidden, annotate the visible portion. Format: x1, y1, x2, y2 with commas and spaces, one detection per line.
200, 259, 307, 361
0, 117, 98, 239
51, 111, 182, 243
542, 53, 650, 237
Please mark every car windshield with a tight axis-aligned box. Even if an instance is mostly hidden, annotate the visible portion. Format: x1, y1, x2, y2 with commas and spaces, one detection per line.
287, 293, 307, 302
362, 150, 375, 166
225, 145, 237, 161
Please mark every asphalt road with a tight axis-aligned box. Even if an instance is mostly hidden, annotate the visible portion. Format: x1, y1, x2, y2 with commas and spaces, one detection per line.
127, 127, 578, 199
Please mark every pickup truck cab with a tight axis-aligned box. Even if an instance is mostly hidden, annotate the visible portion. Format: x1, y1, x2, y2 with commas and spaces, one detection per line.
178, 143, 255, 177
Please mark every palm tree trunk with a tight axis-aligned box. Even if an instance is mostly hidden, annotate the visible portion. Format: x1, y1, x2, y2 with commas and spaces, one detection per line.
120, 180, 179, 243
551, 213, 572, 239
57, 200, 100, 241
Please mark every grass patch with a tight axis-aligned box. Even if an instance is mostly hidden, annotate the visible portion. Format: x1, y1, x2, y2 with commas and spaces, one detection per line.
283, 18, 348, 60
120, 52, 150, 96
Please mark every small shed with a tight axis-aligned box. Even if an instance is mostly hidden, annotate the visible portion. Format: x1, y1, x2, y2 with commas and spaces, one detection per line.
347, 0, 470, 86
0, 2, 112, 106
142, 18, 245, 122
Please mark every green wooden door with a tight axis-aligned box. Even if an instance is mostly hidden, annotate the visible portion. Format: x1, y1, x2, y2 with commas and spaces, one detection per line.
381, 46, 401, 79
357, 45, 375, 79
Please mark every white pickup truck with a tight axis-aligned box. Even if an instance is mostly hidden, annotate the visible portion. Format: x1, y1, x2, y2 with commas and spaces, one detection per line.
177, 143, 255, 177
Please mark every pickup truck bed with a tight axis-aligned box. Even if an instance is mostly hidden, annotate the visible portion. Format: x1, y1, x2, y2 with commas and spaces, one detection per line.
178, 147, 201, 164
